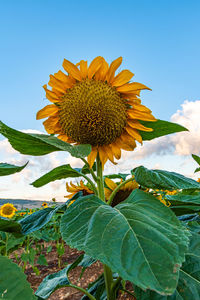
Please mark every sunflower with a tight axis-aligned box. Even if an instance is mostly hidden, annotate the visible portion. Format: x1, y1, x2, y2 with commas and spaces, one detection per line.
156, 195, 171, 207
19, 212, 26, 216
37, 57, 156, 167
42, 202, 48, 208
0, 203, 17, 218
104, 177, 139, 206
65, 180, 94, 199
165, 190, 177, 195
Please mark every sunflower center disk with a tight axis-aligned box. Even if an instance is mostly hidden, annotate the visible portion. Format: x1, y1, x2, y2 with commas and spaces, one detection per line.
3, 206, 13, 215
59, 79, 127, 146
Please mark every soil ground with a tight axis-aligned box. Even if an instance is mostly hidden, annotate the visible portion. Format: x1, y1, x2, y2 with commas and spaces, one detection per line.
12, 242, 135, 300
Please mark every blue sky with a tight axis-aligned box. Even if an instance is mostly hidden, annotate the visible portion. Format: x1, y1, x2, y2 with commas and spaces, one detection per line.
0, 0, 200, 200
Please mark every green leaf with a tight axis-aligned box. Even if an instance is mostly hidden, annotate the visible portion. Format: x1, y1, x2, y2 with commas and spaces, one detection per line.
195, 167, 200, 173
0, 256, 36, 299
134, 231, 200, 299
6, 234, 25, 252
0, 162, 28, 176
192, 154, 200, 166
81, 163, 97, 175
35, 254, 84, 299
165, 193, 200, 215
37, 254, 48, 266
31, 164, 83, 187
0, 217, 21, 234
133, 166, 200, 190
104, 173, 130, 181
60, 190, 190, 295
139, 119, 188, 141
0, 121, 91, 158
19, 204, 66, 235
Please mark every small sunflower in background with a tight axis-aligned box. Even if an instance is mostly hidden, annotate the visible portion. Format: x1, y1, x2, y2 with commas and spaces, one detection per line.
104, 177, 139, 207
156, 195, 171, 207
37, 56, 156, 168
165, 190, 177, 195
0, 203, 17, 218
197, 178, 200, 183
65, 180, 94, 199
19, 212, 26, 216
42, 202, 48, 208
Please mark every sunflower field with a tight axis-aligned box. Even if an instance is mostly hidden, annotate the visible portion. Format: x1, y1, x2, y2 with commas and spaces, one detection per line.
0, 57, 200, 300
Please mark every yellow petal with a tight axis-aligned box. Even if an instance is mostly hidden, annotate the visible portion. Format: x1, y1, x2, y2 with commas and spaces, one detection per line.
87, 147, 98, 168
88, 56, 103, 79
110, 142, 121, 159
54, 71, 76, 86
132, 103, 152, 113
117, 82, 151, 93
43, 116, 61, 134
36, 105, 58, 120
117, 133, 136, 151
66, 183, 77, 192
104, 188, 112, 200
105, 178, 117, 191
128, 110, 157, 122
43, 85, 62, 103
48, 75, 70, 93
57, 134, 74, 143
79, 60, 88, 78
98, 147, 108, 169
125, 126, 143, 144
62, 59, 82, 81
111, 70, 134, 87
103, 145, 116, 164
106, 57, 123, 83
95, 58, 109, 81
127, 120, 153, 132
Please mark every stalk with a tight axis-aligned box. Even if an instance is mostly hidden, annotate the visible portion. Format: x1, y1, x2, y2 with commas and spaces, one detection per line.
96, 154, 115, 299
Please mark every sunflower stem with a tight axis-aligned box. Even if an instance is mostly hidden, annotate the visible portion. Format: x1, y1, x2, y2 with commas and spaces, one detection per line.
96, 154, 115, 299
63, 284, 96, 300
96, 154, 105, 201
81, 158, 98, 182
107, 177, 134, 206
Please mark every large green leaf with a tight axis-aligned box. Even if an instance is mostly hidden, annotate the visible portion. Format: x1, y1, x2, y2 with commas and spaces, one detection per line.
31, 164, 83, 187
139, 119, 188, 141
19, 204, 66, 235
165, 193, 200, 216
0, 121, 91, 158
133, 166, 200, 190
134, 231, 200, 299
0, 162, 28, 176
36, 254, 84, 299
0, 256, 36, 300
0, 217, 21, 233
60, 190, 190, 295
